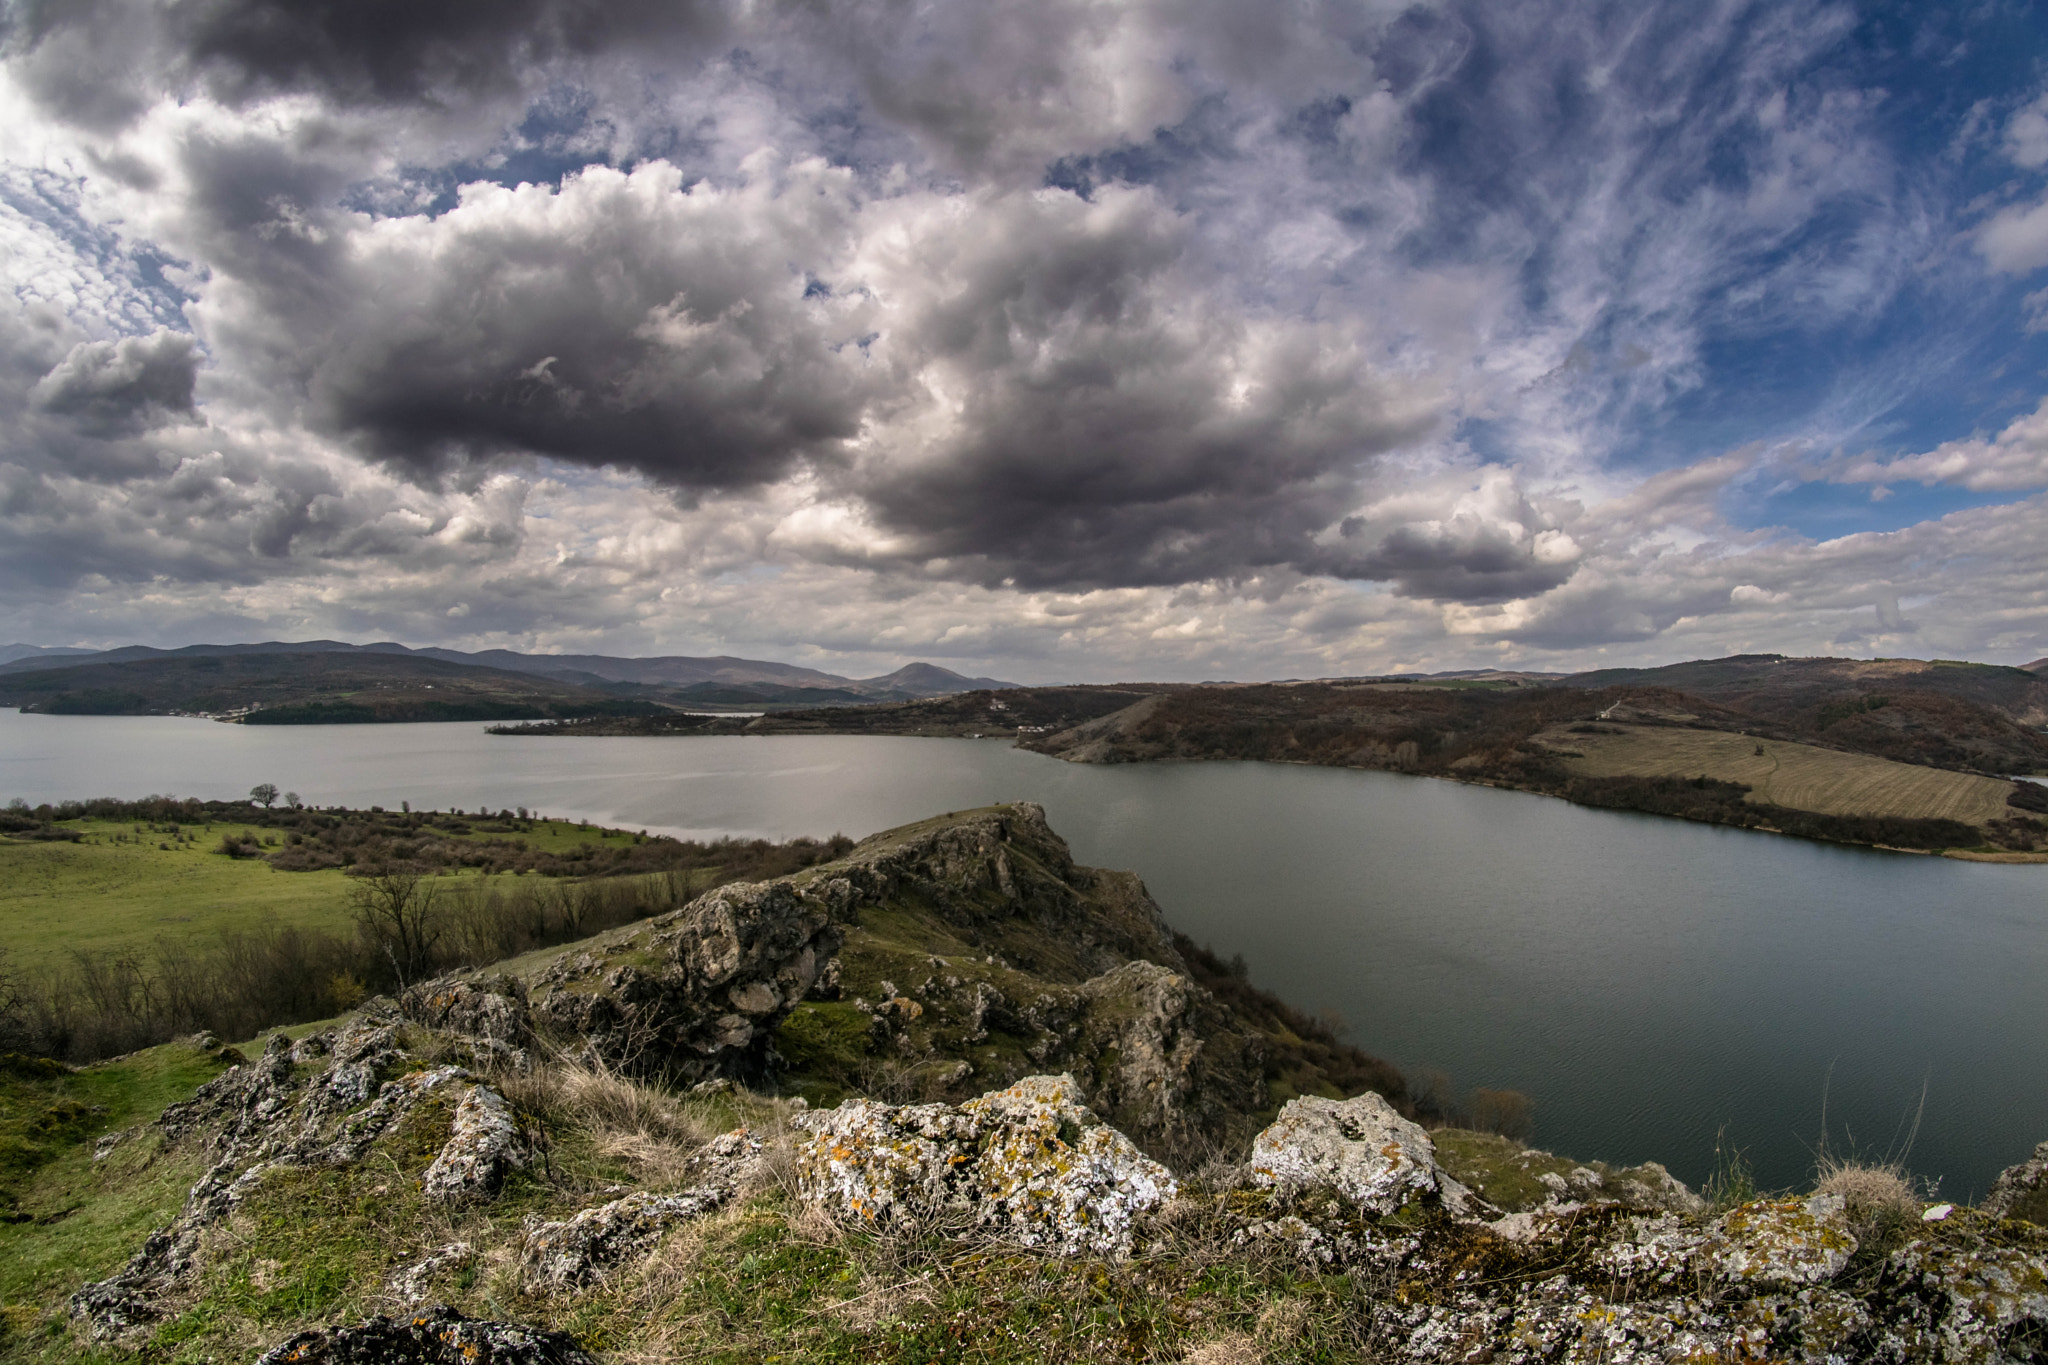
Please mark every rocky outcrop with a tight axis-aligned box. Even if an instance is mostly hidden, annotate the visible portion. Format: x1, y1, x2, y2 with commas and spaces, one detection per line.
1224, 1094, 2048, 1362
253, 1305, 596, 1364
520, 1129, 768, 1292
399, 973, 535, 1070
532, 876, 845, 1082
1985, 1138, 2048, 1226
522, 805, 1271, 1144
72, 1011, 529, 1342
421, 1083, 530, 1201
791, 1074, 1176, 1256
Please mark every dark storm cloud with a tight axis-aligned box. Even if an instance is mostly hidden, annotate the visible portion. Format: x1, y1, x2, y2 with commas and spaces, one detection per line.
846, 188, 1434, 588
277, 164, 872, 489
2, 0, 733, 126
170, 0, 731, 107
1333, 522, 1579, 604
31, 329, 199, 436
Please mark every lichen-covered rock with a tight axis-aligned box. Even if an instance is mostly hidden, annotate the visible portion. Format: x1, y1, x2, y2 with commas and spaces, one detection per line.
400, 973, 535, 1070
1715, 1192, 1857, 1286
386, 1244, 472, 1306
1248, 1091, 1482, 1218
1872, 1215, 2048, 1361
421, 1083, 530, 1201
253, 1304, 595, 1364
73, 1011, 516, 1343
521, 1190, 725, 1292
1985, 1139, 2048, 1227
401, 973, 533, 1044
520, 1127, 767, 1293
792, 1074, 1175, 1255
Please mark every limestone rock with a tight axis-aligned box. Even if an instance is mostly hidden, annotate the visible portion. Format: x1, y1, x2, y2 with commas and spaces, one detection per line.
1715, 1192, 1857, 1286
421, 1083, 530, 1201
254, 1305, 595, 1364
401, 973, 535, 1070
532, 877, 843, 1082
73, 1009, 519, 1343
521, 1190, 725, 1293
792, 1074, 1175, 1256
386, 1244, 472, 1306
1985, 1138, 2048, 1226
521, 1127, 766, 1293
1248, 1091, 1480, 1218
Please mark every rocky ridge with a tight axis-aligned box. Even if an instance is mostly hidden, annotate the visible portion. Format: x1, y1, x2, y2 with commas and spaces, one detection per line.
514, 803, 1283, 1149
71, 999, 2048, 1362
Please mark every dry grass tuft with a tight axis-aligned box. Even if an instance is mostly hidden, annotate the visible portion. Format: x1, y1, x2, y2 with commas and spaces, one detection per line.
1817, 1158, 1919, 1218
1181, 1330, 1264, 1364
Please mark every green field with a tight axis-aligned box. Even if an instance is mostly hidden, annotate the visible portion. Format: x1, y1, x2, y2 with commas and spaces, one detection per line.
0, 816, 657, 969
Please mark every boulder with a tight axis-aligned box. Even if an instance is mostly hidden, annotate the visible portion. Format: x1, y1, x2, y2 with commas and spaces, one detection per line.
1714, 1192, 1857, 1286
792, 1075, 1176, 1256
254, 1305, 595, 1364
400, 974, 535, 1070
1984, 1138, 2048, 1226
1248, 1091, 1481, 1218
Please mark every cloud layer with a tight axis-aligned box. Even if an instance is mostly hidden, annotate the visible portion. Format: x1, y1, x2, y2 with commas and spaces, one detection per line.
1, 0, 2045, 676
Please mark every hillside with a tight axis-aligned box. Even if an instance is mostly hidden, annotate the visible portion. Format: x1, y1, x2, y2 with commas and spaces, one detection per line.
0, 653, 666, 723
488, 684, 1178, 738
0, 805, 2041, 1364
0, 640, 1018, 702
1019, 672, 2048, 858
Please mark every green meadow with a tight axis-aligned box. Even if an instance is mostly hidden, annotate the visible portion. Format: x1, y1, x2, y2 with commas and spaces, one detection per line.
0, 816, 653, 969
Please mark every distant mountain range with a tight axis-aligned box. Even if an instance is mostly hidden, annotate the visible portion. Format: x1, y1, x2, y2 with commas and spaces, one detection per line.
0, 640, 1017, 704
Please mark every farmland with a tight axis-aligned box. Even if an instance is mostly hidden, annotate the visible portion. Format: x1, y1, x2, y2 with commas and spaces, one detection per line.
1538, 723, 2018, 825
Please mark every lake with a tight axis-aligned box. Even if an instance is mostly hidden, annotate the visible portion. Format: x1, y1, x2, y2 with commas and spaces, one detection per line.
3, 708, 2044, 1200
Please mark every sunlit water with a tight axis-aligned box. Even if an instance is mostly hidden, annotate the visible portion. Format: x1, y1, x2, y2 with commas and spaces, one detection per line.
3, 709, 2044, 1198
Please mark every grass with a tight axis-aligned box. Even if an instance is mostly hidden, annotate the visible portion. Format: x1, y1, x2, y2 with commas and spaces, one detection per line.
1545, 724, 2016, 826
0, 818, 666, 970
0, 1042, 234, 1355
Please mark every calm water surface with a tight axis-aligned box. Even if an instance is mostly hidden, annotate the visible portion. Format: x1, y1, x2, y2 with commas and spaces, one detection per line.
3, 709, 2044, 1199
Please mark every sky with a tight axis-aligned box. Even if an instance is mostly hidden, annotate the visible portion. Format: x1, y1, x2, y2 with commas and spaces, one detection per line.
3, 0, 2047, 682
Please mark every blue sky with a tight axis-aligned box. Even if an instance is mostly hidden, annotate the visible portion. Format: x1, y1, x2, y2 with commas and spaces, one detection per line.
1, 0, 2045, 678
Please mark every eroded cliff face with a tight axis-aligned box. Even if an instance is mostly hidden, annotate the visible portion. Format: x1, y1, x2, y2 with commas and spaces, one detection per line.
510, 804, 1275, 1150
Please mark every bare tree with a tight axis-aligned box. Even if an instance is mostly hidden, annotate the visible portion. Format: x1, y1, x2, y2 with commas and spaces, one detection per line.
347, 864, 443, 985
249, 782, 280, 808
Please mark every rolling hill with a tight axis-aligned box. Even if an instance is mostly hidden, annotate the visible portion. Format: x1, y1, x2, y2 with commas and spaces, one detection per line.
0, 640, 1017, 700
0, 652, 668, 723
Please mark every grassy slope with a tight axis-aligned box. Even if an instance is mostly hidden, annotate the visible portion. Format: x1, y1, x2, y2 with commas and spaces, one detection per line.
0, 818, 659, 969
1542, 725, 2017, 825
0, 1044, 234, 1353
